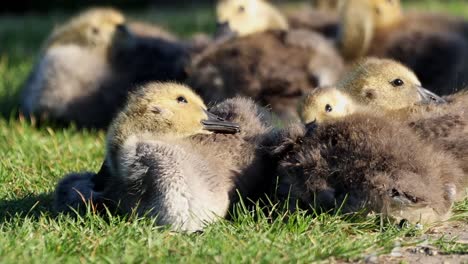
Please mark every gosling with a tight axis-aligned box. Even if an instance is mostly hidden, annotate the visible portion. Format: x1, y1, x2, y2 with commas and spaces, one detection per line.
56, 83, 274, 232
188, 0, 344, 121
336, 58, 468, 199
20, 7, 190, 128
20, 8, 128, 128
271, 89, 464, 224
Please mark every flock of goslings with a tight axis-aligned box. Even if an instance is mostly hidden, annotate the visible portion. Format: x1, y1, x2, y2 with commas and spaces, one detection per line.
16, 0, 468, 232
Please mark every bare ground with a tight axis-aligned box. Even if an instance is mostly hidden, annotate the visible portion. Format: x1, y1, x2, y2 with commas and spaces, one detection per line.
376, 222, 468, 264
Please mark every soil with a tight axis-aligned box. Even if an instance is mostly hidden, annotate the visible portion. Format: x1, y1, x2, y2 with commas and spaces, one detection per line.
376, 221, 468, 264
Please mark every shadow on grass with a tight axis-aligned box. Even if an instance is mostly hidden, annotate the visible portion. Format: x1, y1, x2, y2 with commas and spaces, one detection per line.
0, 192, 54, 222
0, 92, 21, 121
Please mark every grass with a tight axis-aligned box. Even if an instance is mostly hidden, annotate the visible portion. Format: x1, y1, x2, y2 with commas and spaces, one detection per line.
0, 1, 467, 263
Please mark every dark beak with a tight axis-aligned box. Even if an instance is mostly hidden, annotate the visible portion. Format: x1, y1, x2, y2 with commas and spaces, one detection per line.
305, 119, 317, 137
116, 24, 131, 35
417, 86, 447, 105
214, 21, 237, 40
201, 109, 241, 134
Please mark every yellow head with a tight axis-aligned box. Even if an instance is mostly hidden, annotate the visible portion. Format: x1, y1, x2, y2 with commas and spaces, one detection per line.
216, 0, 289, 37
45, 7, 127, 51
109, 82, 240, 149
338, 58, 444, 110
299, 87, 358, 124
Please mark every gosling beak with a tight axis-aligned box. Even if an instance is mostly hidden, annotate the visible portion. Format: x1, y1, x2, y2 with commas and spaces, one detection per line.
201, 109, 241, 134
417, 86, 447, 105
305, 119, 317, 137
214, 21, 237, 40
116, 23, 131, 35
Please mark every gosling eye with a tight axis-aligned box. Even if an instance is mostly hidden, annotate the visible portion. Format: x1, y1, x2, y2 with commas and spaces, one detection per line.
238, 5, 245, 13
325, 104, 333, 113
390, 188, 400, 198
390, 78, 404, 87
91, 27, 100, 35
177, 96, 188, 104
364, 89, 376, 100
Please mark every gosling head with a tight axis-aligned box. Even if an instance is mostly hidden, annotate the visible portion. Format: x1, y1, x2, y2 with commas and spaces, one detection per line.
338, 58, 446, 110
299, 87, 358, 124
372, 171, 455, 225
44, 7, 128, 51
105, 82, 240, 176
109, 82, 240, 146
216, 0, 289, 38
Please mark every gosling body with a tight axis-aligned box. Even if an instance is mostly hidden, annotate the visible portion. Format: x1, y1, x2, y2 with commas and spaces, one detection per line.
304, 59, 468, 200
273, 114, 463, 224
189, 0, 344, 120
339, 59, 467, 182
20, 8, 191, 128
56, 83, 273, 232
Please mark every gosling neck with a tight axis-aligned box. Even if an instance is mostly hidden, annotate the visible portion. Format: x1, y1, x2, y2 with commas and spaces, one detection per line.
109, 117, 176, 150
339, 0, 404, 61
338, 0, 375, 61
105, 116, 177, 174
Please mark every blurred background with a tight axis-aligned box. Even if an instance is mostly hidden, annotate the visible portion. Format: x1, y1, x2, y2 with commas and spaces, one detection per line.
0, 0, 466, 117
0, 0, 213, 13
0, 0, 457, 13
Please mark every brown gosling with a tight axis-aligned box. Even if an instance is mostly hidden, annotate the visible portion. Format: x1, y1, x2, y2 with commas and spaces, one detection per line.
336, 58, 468, 200
273, 87, 464, 224
189, 0, 344, 120
299, 63, 468, 201
273, 113, 462, 225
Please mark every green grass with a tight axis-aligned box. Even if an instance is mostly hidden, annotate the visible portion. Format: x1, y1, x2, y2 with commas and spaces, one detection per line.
1, 2, 468, 263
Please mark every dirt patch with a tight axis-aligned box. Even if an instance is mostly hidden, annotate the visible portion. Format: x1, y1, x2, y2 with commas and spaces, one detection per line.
379, 254, 468, 264
376, 222, 468, 264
